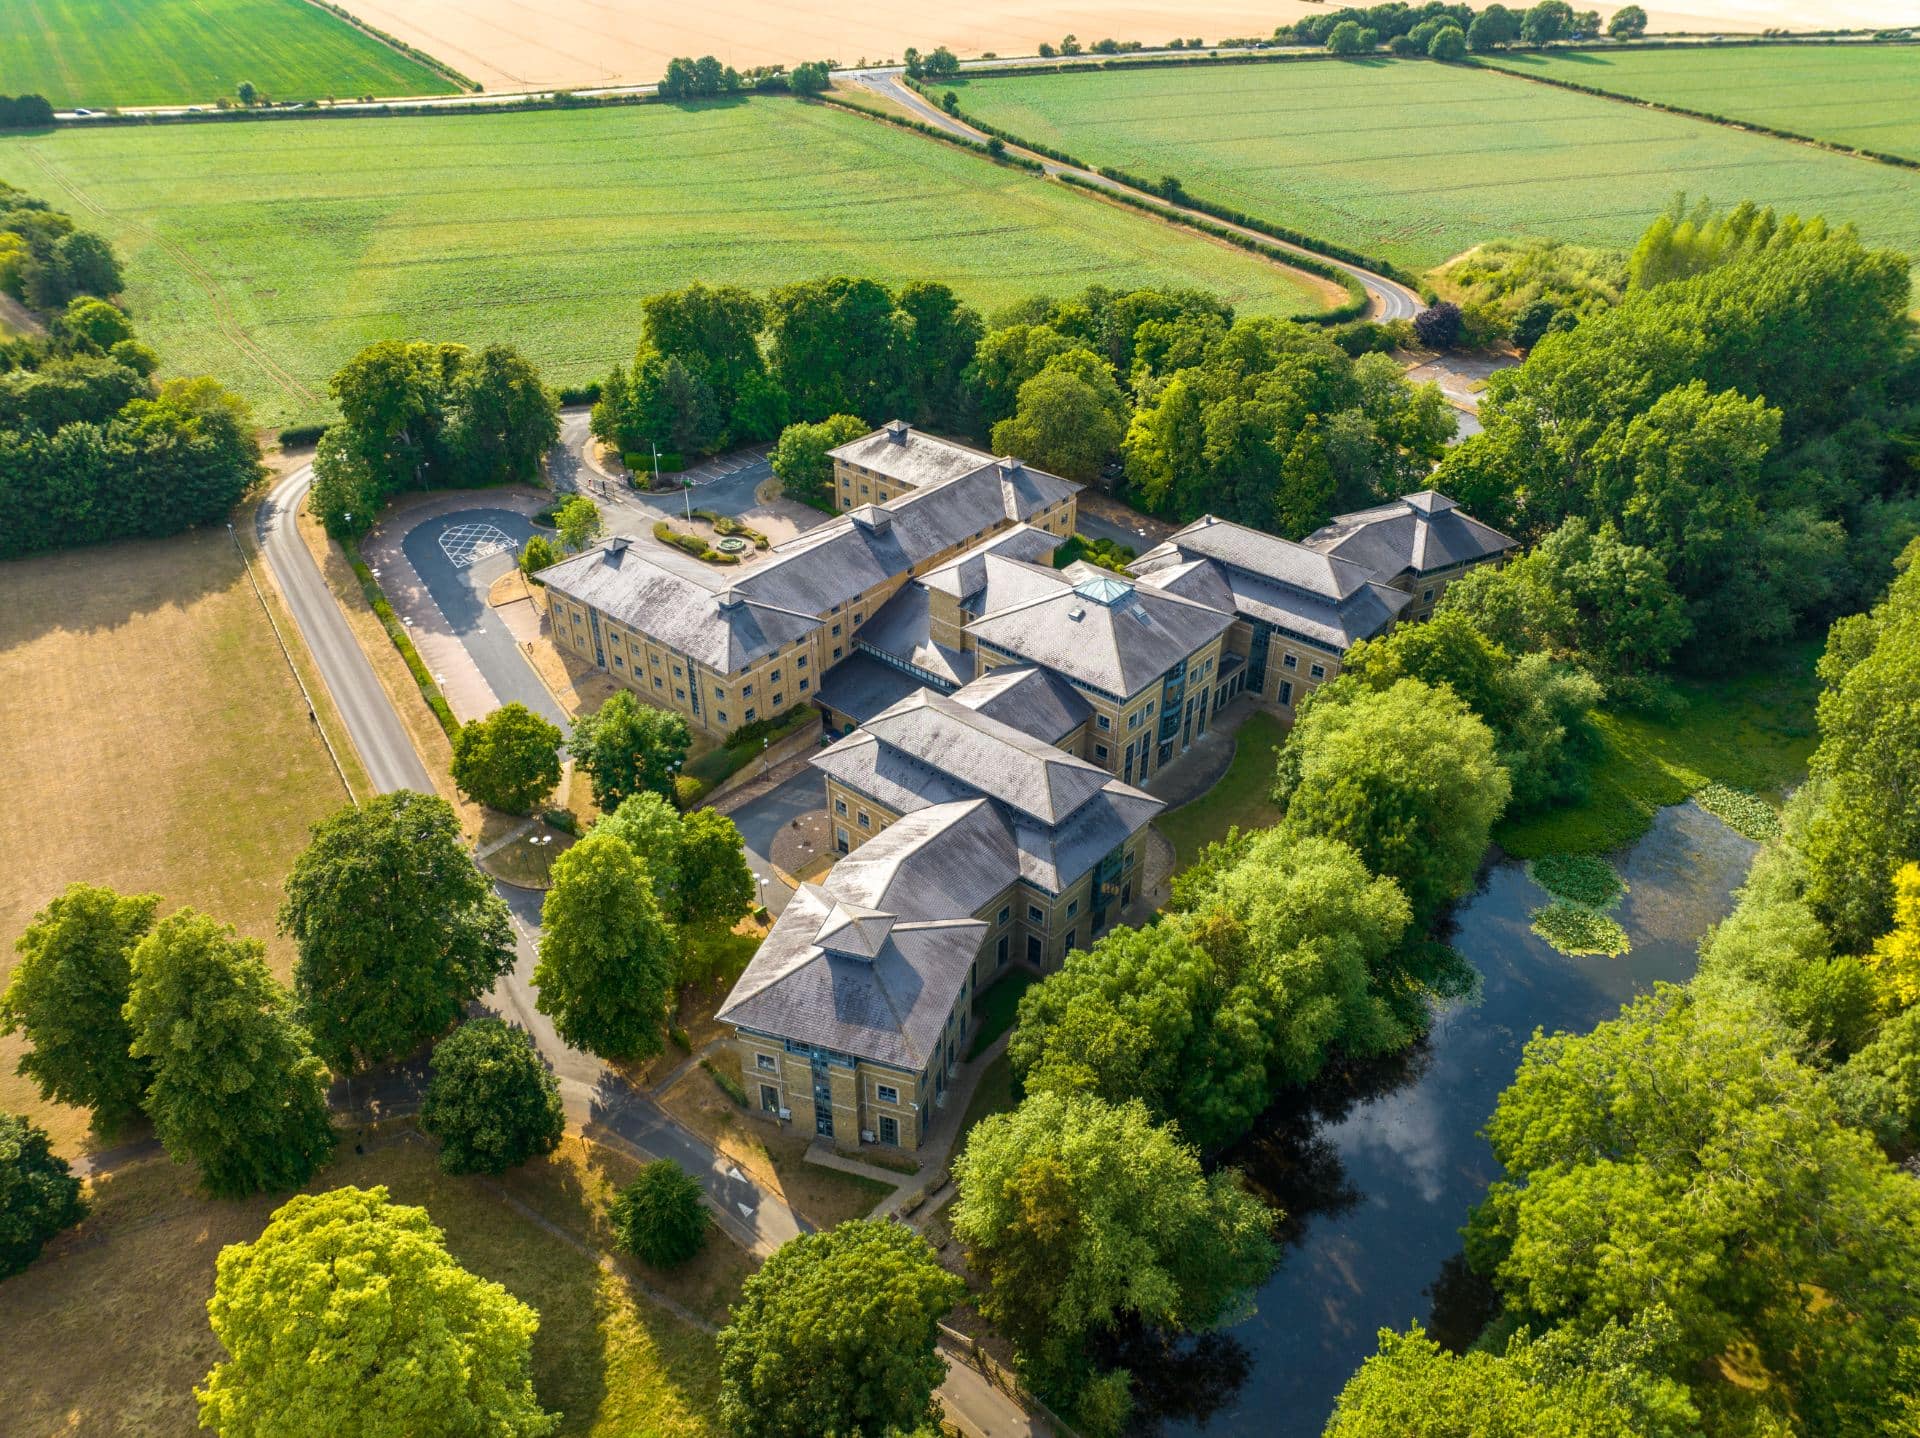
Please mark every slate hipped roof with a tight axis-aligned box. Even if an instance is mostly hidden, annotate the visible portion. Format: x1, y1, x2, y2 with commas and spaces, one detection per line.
964, 563, 1234, 699
948, 665, 1092, 747
537, 426, 1076, 675
715, 882, 984, 1070
1131, 513, 1412, 652
1303, 490, 1516, 579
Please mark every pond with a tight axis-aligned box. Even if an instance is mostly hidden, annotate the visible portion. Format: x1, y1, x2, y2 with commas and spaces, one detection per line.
1152, 801, 1761, 1436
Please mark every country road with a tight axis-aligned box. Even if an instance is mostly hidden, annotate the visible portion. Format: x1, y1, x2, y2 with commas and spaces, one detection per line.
254, 464, 1036, 1436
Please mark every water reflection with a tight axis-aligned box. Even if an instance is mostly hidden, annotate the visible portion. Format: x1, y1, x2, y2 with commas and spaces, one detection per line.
1172, 801, 1760, 1435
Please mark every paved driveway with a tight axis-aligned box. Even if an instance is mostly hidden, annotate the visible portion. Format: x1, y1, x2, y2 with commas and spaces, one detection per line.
390, 505, 567, 727
726, 766, 826, 917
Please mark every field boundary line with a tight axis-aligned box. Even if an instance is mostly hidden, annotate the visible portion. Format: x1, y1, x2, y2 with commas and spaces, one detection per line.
294, 0, 482, 94
1468, 53, 1920, 173
18, 147, 319, 410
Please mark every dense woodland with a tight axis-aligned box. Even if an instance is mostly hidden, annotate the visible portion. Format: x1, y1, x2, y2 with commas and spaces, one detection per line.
0, 182, 263, 557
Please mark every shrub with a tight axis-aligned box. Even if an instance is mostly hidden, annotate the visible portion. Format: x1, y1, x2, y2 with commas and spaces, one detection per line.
673, 773, 710, 809
277, 423, 329, 449
611, 1159, 711, 1267
0, 1112, 87, 1278
702, 1057, 748, 1106
1412, 301, 1463, 350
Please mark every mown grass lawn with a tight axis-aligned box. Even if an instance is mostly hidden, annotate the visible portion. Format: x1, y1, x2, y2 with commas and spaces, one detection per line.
0, 529, 356, 1157
0, 96, 1327, 427
1480, 43, 1920, 161
943, 58, 1920, 281
1153, 709, 1288, 866
1496, 642, 1822, 859
0, 1127, 729, 1437
0, 0, 453, 109
968, 968, 1036, 1058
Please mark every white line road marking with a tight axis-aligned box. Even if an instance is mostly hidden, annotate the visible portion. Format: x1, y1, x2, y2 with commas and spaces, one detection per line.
439, 521, 516, 568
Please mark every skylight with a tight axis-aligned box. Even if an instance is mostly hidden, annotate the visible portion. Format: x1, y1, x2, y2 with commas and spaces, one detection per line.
1072, 574, 1135, 607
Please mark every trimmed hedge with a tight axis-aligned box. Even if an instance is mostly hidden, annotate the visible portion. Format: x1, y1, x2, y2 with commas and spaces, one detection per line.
651, 519, 740, 563
691, 509, 770, 548
1057, 174, 1370, 322
804, 92, 1046, 173
345, 542, 459, 738
1466, 51, 1920, 171
277, 423, 330, 448
556, 382, 602, 405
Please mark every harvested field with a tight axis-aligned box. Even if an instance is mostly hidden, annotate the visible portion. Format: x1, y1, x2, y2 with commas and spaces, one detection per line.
1481, 42, 1920, 161
0, 529, 353, 1156
0, 0, 453, 109
0, 95, 1330, 427
943, 56, 1920, 280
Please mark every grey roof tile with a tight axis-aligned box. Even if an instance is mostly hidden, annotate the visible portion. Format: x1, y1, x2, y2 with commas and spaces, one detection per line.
854, 586, 974, 687
815, 653, 942, 726
1302, 490, 1516, 578
947, 666, 1091, 747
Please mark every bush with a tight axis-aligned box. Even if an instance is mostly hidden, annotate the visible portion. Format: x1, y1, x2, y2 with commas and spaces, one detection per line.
0, 1112, 87, 1278
556, 382, 602, 405
1412, 301, 1463, 350
611, 1159, 711, 1267
702, 1057, 748, 1105
277, 423, 329, 449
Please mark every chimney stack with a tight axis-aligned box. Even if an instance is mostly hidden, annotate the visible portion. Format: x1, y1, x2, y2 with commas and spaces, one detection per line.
885, 419, 909, 445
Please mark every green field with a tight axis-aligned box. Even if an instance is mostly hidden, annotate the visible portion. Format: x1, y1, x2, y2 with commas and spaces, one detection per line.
0, 0, 454, 109
944, 58, 1920, 280
0, 97, 1329, 426
1481, 43, 1920, 161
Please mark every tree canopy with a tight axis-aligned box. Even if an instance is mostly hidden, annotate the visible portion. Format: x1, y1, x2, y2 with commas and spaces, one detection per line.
535, 832, 678, 1060
451, 702, 563, 815
420, 1019, 564, 1176
0, 1111, 87, 1280
198, 1185, 556, 1437
717, 1218, 962, 1437
280, 791, 515, 1074
566, 691, 691, 811
611, 1158, 710, 1269
125, 910, 334, 1198
1, 882, 157, 1132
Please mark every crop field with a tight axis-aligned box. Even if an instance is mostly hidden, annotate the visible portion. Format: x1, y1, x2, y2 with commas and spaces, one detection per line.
943, 57, 1920, 281
1481, 44, 1920, 162
0, 97, 1329, 427
0, 0, 455, 110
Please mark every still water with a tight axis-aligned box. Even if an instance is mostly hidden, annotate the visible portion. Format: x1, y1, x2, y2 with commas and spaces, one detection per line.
1157, 801, 1760, 1435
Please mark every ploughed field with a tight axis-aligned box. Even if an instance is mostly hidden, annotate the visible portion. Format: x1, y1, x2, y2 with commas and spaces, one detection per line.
0, 97, 1329, 427
942, 56, 1920, 279
1481, 42, 1920, 162
0, 0, 454, 109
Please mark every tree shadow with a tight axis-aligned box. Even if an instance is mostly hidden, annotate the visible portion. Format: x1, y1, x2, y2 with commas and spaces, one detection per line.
1089, 1319, 1253, 1436
1424, 1249, 1502, 1353
0, 523, 259, 647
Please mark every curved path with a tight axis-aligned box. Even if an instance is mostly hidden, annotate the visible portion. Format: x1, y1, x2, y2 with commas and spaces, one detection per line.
849, 69, 1423, 323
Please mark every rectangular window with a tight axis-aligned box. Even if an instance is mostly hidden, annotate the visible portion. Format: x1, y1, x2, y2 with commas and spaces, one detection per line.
799, 679, 810, 693
653, 678, 663, 690
857, 812, 871, 829
1064, 928, 1077, 952
1422, 589, 1434, 603
717, 711, 729, 725
1280, 681, 1294, 706
742, 684, 753, 698
833, 647, 843, 660
996, 934, 1009, 966
1094, 744, 1109, 762
1128, 709, 1143, 729
876, 1083, 899, 1105
760, 1084, 780, 1112
612, 656, 624, 667
879, 1115, 899, 1146
997, 905, 1011, 926
772, 694, 783, 707
1283, 652, 1298, 670
831, 624, 842, 637
1097, 714, 1111, 731
836, 828, 850, 853
835, 798, 847, 815
1066, 899, 1079, 918
797, 657, 808, 670
714, 685, 725, 699
756, 1053, 777, 1073
675, 688, 686, 701
769, 669, 781, 682
1027, 904, 1044, 925
745, 708, 756, 722
853, 613, 863, 625
1310, 663, 1326, 680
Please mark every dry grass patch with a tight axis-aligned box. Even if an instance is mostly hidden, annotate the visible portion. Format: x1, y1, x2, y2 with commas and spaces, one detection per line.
1, 1126, 725, 1437
658, 1067, 895, 1229
0, 529, 353, 1156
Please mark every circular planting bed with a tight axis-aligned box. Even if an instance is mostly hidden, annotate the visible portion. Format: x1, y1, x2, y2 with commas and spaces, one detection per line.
715, 536, 749, 554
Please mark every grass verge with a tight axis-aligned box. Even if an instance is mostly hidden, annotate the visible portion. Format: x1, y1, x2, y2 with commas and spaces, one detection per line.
1153, 709, 1287, 866
1, 1125, 727, 1436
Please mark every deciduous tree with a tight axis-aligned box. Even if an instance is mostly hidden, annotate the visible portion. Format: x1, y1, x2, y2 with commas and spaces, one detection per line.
717, 1219, 962, 1436
567, 691, 691, 810
420, 1019, 563, 1175
0, 1111, 86, 1279
125, 911, 334, 1198
280, 791, 515, 1073
535, 832, 677, 1060
197, 1186, 556, 1437
451, 702, 563, 815
611, 1158, 710, 1267
1, 882, 157, 1131
769, 413, 866, 507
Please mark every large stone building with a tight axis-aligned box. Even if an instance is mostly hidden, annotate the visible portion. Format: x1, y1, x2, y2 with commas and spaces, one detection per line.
537, 423, 1077, 741
544, 423, 1513, 1154
716, 679, 1161, 1149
